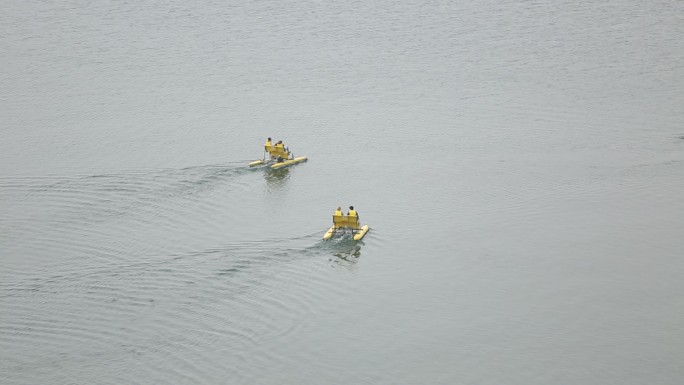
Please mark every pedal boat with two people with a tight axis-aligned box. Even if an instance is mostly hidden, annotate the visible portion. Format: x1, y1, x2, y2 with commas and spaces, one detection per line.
249, 141, 307, 170
323, 212, 370, 241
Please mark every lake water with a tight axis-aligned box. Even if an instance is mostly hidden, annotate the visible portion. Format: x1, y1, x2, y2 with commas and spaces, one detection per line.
1, 0, 683, 384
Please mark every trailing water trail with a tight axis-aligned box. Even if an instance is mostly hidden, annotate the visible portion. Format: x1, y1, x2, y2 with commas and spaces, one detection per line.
1, 226, 363, 385
0, 162, 270, 275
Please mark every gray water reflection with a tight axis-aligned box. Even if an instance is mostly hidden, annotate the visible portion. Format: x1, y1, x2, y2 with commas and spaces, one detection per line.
263, 167, 291, 189
325, 237, 364, 268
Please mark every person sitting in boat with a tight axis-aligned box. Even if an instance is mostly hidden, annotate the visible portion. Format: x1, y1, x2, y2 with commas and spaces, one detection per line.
347, 206, 358, 220
265, 137, 272, 147
334, 206, 343, 216
278, 140, 290, 150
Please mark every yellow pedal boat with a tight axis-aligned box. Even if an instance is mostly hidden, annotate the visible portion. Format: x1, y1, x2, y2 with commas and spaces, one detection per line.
249, 143, 308, 169
323, 214, 370, 241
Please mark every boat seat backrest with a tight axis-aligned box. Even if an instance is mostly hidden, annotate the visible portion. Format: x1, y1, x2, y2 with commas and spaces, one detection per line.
266, 145, 288, 158
347, 215, 359, 229
332, 215, 345, 227
332, 214, 359, 229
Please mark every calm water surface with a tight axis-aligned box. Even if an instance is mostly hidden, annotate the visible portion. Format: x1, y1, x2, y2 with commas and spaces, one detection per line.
1, 0, 683, 384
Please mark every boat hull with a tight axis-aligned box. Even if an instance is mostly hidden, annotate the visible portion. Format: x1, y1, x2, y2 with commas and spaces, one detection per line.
271, 156, 307, 169
353, 225, 369, 241
323, 226, 336, 240
323, 225, 369, 241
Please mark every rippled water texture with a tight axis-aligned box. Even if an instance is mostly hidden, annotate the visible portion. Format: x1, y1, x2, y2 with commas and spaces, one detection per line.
2, 0, 683, 384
